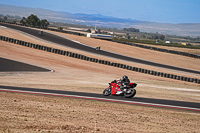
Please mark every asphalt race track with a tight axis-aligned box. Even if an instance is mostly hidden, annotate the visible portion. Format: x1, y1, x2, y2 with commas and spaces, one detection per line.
0, 57, 50, 72
0, 23, 200, 112
0, 85, 199, 112
1, 23, 200, 75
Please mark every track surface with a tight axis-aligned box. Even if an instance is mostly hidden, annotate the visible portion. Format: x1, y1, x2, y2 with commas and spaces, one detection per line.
0, 53, 199, 112
0, 57, 50, 72
1, 23, 200, 75
0, 85, 199, 112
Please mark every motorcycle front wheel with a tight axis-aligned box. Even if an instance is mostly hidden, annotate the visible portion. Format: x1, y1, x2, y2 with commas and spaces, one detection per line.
124, 88, 136, 98
103, 87, 111, 96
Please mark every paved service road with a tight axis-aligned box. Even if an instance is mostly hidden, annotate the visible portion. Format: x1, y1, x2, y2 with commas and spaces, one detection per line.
0, 57, 50, 72
0, 85, 199, 112
1, 23, 200, 75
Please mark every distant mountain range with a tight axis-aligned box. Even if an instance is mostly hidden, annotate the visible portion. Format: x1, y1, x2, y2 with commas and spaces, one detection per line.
0, 4, 200, 37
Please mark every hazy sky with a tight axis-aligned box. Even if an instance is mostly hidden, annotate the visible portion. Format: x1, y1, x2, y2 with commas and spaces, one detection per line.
0, 0, 199, 23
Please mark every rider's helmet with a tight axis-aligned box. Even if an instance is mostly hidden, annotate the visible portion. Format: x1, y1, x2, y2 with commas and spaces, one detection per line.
122, 75, 128, 80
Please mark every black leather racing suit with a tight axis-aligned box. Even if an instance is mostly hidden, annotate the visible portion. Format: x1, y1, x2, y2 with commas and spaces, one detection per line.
121, 78, 130, 91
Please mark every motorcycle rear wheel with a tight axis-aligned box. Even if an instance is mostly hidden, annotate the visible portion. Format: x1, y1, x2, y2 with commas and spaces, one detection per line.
103, 88, 111, 96
124, 88, 136, 98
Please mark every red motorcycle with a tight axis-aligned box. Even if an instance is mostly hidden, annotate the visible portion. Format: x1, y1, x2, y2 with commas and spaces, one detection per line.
103, 80, 137, 98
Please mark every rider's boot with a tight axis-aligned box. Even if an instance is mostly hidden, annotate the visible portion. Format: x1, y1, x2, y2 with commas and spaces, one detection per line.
116, 91, 123, 95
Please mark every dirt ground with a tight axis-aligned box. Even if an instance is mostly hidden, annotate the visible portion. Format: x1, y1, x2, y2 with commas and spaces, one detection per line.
1, 92, 200, 133
133, 42, 200, 55
0, 26, 200, 132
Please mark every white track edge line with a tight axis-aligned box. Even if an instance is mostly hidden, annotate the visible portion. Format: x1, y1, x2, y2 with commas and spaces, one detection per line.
0, 88, 199, 111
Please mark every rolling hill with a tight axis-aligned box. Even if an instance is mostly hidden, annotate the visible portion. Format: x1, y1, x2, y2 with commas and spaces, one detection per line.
0, 4, 200, 37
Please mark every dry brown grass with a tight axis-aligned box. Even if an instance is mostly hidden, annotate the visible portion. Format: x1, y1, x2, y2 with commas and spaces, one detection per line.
0, 92, 200, 133
0, 26, 200, 132
133, 42, 200, 55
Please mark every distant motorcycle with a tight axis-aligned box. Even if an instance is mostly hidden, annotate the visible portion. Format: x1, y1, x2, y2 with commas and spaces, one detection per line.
103, 80, 137, 98
95, 46, 101, 50
38, 30, 43, 35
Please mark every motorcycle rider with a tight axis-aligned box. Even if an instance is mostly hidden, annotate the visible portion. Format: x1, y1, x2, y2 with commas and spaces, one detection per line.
111, 75, 130, 92
38, 30, 43, 35
104, 75, 137, 97
120, 75, 130, 91
95, 46, 101, 50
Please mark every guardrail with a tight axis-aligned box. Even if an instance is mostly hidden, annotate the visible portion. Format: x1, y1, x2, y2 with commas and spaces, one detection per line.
1, 21, 199, 59
0, 35, 199, 84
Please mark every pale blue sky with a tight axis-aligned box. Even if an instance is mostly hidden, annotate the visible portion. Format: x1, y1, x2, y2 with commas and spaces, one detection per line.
0, 0, 199, 23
